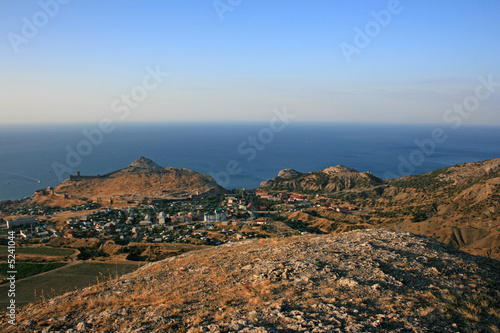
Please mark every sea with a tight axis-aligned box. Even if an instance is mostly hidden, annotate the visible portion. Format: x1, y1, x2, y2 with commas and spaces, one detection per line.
1, 122, 500, 201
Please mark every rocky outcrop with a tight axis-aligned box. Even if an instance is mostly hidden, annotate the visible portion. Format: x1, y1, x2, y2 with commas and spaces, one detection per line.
8, 229, 499, 332
260, 165, 384, 193
121, 156, 164, 173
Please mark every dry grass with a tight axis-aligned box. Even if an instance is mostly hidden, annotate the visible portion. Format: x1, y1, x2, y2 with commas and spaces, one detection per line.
7, 230, 500, 333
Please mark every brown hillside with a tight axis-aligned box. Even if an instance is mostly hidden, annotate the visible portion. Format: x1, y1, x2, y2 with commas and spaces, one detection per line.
6, 229, 499, 332
266, 158, 500, 260
48, 157, 227, 202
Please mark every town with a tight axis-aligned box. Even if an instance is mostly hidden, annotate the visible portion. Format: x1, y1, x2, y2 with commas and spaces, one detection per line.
0, 189, 361, 252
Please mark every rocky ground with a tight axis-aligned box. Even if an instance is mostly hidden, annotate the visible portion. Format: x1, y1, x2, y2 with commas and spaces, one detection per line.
5, 229, 499, 332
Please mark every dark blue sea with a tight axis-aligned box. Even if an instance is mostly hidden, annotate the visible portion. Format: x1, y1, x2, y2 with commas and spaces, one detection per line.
1, 122, 500, 201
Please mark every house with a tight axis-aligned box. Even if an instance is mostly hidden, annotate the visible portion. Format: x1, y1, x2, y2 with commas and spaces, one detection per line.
290, 194, 305, 201
139, 220, 152, 226
278, 192, 290, 200
172, 215, 191, 223
104, 222, 116, 228
256, 192, 274, 199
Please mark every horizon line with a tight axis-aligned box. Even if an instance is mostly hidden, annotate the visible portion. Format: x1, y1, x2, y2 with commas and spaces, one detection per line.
1, 120, 500, 128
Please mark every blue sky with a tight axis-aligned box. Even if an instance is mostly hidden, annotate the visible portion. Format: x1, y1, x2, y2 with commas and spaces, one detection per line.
1, 0, 499, 124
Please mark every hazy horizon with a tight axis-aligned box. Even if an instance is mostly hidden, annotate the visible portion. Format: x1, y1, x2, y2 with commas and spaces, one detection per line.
1, 0, 499, 125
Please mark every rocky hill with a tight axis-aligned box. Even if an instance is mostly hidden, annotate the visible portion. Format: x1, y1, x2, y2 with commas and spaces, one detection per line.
375, 158, 500, 258
260, 165, 384, 193
6, 229, 499, 332
47, 157, 227, 202
269, 158, 500, 260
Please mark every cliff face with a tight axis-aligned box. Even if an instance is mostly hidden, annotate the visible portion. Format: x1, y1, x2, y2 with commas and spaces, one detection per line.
8, 229, 500, 332
52, 157, 228, 201
260, 165, 384, 193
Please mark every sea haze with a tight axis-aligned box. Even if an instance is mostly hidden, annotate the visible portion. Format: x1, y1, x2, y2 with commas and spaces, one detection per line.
1, 122, 499, 201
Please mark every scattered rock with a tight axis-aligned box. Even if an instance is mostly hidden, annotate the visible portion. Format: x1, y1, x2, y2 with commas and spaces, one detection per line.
3, 229, 499, 333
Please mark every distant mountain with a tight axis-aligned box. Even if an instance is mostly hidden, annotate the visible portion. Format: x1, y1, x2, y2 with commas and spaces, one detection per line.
7, 229, 499, 332
45, 157, 228, 202
260, 165, 384, 193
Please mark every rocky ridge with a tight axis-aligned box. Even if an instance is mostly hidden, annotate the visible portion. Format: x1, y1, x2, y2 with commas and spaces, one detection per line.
260, 165, 383, 193
8, 229, 499, 332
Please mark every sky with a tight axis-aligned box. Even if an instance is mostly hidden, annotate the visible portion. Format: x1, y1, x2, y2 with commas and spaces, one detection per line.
1, 0, 499, 125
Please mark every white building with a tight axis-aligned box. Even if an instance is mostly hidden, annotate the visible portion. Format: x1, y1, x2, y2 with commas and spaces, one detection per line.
204, 208, 227, 223
7, 217, 37, 228
157, 212, 166, 224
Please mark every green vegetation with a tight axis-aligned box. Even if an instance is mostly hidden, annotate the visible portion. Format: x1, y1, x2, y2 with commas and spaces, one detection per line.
0, 262, 142, 308
0, 262, 67, 280
390, 170, 451, 190
0, 246, 74, 257
274, 215, 323, 234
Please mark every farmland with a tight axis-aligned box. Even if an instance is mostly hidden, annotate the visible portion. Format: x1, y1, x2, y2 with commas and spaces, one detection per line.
0, 261, 142, 308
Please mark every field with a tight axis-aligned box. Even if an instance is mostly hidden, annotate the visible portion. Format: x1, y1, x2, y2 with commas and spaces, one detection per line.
0, 245, 75, 257
0, 246, 75, 284
0, 262, 67, 280
0, 261, 142, 308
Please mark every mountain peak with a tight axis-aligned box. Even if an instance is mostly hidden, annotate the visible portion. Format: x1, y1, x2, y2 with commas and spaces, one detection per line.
277, 168, 303, 179
322, 165, 357, 174
126, 157, 164, 173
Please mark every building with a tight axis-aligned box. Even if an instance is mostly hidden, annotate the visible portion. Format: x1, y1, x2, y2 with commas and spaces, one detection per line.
7, 216, 37, 229
290, 194, 305, 201
20, 230, 32, 239
157, 212, 166, 224
204, 208, 227, 223
226, 197, 237, 205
